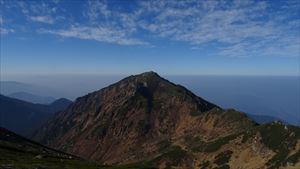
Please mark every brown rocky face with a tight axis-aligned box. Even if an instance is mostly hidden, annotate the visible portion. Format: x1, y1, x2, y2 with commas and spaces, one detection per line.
32, 72, 300, 168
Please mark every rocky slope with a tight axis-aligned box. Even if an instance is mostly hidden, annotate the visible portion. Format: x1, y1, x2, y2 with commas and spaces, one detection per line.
32, 72, 300, 169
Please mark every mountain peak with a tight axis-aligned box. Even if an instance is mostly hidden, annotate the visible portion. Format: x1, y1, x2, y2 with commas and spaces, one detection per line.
130, 71, 162, 83
33, 72, 255, 165
138, 71, 160, 77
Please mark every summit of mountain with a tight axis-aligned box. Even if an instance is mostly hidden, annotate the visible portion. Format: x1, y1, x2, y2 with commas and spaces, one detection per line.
32, 72, 300, 168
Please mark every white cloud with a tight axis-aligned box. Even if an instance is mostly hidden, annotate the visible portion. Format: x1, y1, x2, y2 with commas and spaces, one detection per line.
134, 0, 299, 57
40, 0, 146, 45
137, 1, 270, 44
28, 15, 55, 24
53, 0, 297, 55
15, 1, 61, 24
2, 0, 299, 56
80, 0, 277, 48
39, 26, 146, 45
85, 0, 111, 20
0, 28, 14, 35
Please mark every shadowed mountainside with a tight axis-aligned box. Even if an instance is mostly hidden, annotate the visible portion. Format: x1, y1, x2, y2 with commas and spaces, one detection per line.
0, 95, 72, 137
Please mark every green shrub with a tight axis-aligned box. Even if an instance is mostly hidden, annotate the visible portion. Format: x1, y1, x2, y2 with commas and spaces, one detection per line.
192, 134, 239, 152
214, 150, 233, 166
256, 123, 300, 168
213, 165, 230, 169
285, 150, 300, 165
199, 160, 210, 169
138, 120, 151, 134
158, 139, 172, 152
163, 146, 187, 162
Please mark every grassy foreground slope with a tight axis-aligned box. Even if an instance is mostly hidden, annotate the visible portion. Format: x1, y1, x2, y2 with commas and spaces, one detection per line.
0, 127, 154, 169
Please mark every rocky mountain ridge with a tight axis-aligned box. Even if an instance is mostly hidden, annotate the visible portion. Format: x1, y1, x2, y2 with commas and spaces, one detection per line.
32, 72, 300, 169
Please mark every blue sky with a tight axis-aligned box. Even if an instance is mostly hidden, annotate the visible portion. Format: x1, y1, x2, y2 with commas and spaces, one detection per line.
0, 0, 299, 76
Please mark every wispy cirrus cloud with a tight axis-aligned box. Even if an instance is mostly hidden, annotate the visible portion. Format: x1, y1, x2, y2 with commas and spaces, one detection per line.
84, 0, 111, 19
136, 0, 299, 57
1, 0, 60, 27
0, 15, 14, 35
28, 15, 55, 24
0, 28, 14, 35
39, 25, 146, 45
41, 0, 147, 45
1, 0, 300, 57
65, 0, 298, 57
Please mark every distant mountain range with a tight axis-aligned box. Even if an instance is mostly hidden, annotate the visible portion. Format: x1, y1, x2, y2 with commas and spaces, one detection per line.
0, 95, 72, 137
7, 91, 56, 104
1, 81, 50, 96
0, 81, 61, 103
31, 72, 300, 168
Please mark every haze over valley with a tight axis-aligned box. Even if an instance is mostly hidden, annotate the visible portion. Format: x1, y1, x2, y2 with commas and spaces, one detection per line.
1, 75, 299, 126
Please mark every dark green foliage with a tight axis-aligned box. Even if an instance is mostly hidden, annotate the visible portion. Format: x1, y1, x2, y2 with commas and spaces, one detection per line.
127, 121, 134, 129
138, 120, 151, 134
213, 165, 230, 169
241, 122, 300, 168
241, 129, 255, 143
138, 120, 146, 130
285, 150, 300, 164
102, 163, 157, 169
223, 109, 248, 122
152, 100, 162, 109
214, 150, 233, 166
260, 123, 290, 150
190, 111, 200, 116
163, 85, 184, 98
141, 146, 189, 167
158, 139, 172, 152
222, 109, 255, 128
267, 149, 289, 168
162, 146, 188, 162
288, 125, 300, 138
199, 160, 210, 169
0, 149, 100, 169
190, 109, 202, 116
260, 123, 299, 168
192, 134, 239, 152
0, 149, 156, 169
184, 135, 203, 149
